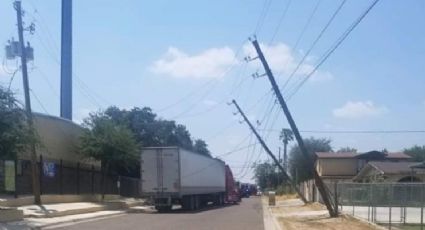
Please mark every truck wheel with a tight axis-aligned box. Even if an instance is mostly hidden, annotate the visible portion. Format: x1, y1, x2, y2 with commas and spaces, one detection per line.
213, 194, 220, 206
194, 195, 200, 210
219, 194, 225, 205
182, 196, 192, 211
156, 205, 172, 213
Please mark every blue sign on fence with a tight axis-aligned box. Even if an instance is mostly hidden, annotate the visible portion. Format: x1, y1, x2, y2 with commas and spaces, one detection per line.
43, 162, 55, 177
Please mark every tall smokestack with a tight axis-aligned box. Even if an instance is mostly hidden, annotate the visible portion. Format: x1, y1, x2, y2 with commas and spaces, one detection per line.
60, 0, 72, 120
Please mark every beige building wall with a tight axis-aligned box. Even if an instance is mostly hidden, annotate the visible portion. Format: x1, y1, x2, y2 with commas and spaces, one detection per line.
316, 158, 358, 177
19, 113, 99, 168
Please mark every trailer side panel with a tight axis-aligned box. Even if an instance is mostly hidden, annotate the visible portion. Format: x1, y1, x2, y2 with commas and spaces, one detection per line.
179, 149, 225, 196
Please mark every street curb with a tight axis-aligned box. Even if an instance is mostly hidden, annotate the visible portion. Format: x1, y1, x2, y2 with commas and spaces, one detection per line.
261, 197, 282, 230
29, 212, 126, 230
126, 206, 156, 214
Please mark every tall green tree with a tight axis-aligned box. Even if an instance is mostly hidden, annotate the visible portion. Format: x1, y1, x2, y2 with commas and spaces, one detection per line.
0, 87, 35, 160
193, 139, 210, 157
404, 145, 425, 162
279, 128, 294, 171
79, 112, 139, 175
289, 137, 332, 182
252, 161, 279, 191
103, 106, 205, 153
337, 147, 357, 153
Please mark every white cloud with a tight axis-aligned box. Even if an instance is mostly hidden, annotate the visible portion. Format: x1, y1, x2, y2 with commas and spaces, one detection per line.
150, 46, 238, 79
203, 99, 218, 107
243, 42, 333, 82
333, 101, 388, 119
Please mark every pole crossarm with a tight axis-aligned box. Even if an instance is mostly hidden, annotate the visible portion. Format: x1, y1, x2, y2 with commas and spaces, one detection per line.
250, 39, 337, 217
231, 99, 307, 203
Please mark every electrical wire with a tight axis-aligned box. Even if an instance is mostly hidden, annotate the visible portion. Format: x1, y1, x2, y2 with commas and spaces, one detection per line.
280, 0, 347, 92
269, 0, 292, 44
258, 129, 425, 134
274, 0, 322, 83
286, 0, 381, 100
254, 0, 273, 36
24, 2, 111, 108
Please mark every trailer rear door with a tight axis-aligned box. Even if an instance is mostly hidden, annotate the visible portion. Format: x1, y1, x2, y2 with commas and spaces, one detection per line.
141, 148, 180, 195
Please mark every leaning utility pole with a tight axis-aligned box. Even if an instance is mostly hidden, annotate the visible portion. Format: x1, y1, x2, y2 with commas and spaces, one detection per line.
232, 99, 307, 203
250, 38, 337, 217
14, 0, 41, 205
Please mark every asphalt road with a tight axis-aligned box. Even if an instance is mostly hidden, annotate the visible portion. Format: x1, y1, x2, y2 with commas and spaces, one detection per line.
53, 197, 264, 230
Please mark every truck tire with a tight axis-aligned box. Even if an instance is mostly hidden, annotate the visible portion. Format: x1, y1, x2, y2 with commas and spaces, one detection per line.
182, 196, 192, 211
156, 205, 172, 213
194, 195, 200, 210
219, 194, 224, 205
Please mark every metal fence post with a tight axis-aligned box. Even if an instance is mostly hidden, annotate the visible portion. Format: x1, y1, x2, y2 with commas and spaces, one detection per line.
334, 181, 338, 215
59, 159, 63, 194
76, 162, 80, 194
91, 164, 95, 195
351, 185, 354, 216
14, 158, 18, 198
368, 183, 371, 222
39, 154, 43, 195
421, 183, 424, 230
389, 184, 392, 230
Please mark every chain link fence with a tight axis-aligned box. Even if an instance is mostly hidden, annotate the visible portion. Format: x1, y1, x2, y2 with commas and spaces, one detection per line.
332, 182, 425, 229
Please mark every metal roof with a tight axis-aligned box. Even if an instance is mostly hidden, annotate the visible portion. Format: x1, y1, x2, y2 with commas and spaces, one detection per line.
368, 161, 415, 174
316, 151, 411, 159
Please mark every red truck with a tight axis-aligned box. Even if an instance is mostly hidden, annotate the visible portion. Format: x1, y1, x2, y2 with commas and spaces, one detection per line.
225, 165, 241, 204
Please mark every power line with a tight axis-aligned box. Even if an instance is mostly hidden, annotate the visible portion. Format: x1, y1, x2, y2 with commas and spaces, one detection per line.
254, 0, 273, 36
24, 2, 111, 108
176, 61, 250, 119
258, 129, 425, 134
280, 0, 347, 92
269, 0, 292, 44
286, 0, 381, 100
166, 42, 247, 119
274, 0, 322, 82
30, 88, 49, 114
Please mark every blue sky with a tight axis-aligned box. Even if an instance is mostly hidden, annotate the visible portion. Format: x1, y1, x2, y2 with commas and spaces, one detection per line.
1, 0, 424, 182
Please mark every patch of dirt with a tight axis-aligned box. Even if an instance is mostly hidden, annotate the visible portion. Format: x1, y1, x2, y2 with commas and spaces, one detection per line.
271, 202, 325, 214
272, 197, 380, 230
279, 214, 381, 230
275, 194, 299, 201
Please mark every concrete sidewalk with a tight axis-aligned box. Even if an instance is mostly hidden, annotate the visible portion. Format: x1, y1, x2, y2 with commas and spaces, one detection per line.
1, 210, 126, 229
0, 196, 148, 229
262, 196, 282, 230
19, 202, 107, 218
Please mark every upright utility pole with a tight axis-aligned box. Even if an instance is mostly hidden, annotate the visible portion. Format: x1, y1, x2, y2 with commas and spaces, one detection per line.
14, 0, 41, 205
250, 39, 337, 217
278, 147, 281, 185
60, 0, 72, 120
232, 99, 307, 203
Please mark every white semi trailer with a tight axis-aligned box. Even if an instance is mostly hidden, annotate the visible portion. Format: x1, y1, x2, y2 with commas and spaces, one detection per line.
140, 147, 226, 212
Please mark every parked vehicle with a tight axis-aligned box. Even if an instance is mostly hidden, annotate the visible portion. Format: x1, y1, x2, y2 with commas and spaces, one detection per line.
225, 165, 241, 203
140, 147, 238, 212
240, 183, 258, 198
